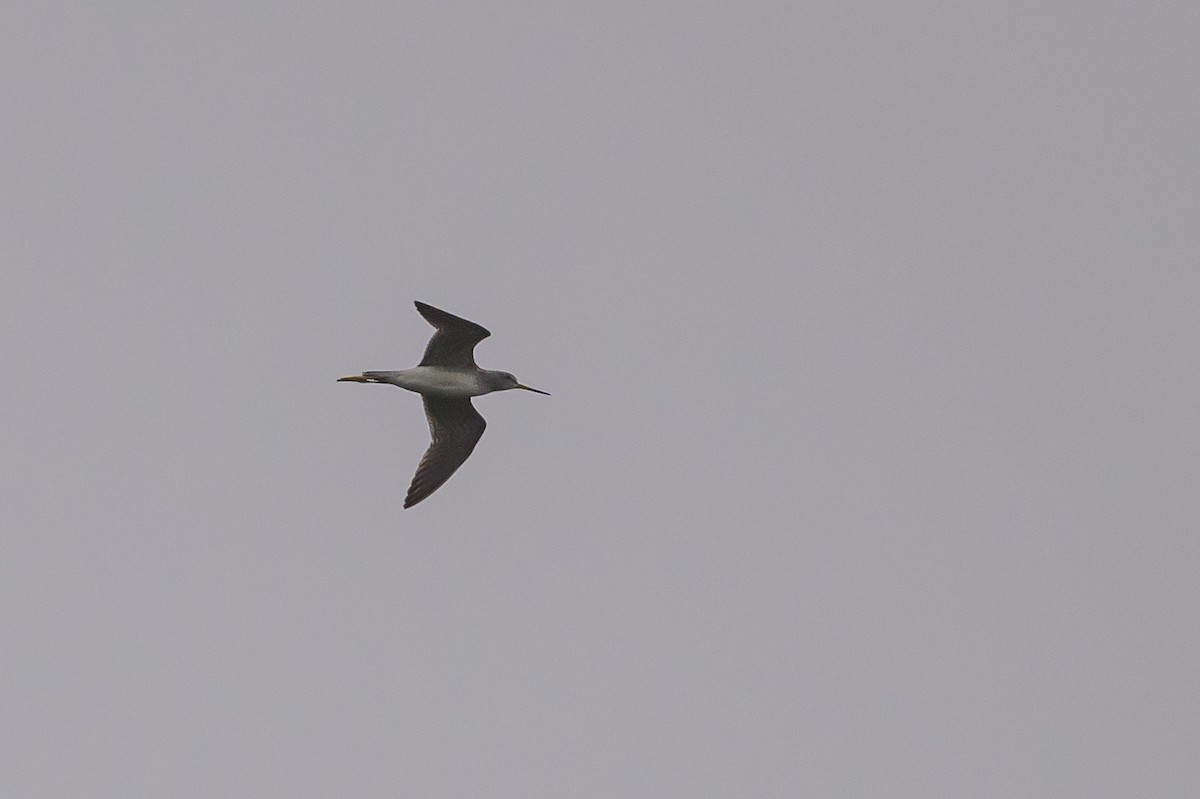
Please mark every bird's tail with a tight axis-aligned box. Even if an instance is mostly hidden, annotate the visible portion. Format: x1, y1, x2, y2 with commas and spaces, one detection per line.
336, 371, 402, 383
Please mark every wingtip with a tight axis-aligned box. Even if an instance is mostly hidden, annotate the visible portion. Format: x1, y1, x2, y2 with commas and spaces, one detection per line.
413, 300, 444, 321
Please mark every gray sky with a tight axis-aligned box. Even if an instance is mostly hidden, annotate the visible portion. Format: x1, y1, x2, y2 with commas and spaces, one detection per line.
3, 2, 1198, 797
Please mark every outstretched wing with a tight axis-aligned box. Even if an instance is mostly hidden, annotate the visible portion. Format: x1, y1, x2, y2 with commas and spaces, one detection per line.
415, 301, 491, 367
404, 396, 487, 508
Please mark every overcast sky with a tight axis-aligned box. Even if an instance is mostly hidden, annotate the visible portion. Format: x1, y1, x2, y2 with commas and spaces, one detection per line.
3, 3, 1198, 797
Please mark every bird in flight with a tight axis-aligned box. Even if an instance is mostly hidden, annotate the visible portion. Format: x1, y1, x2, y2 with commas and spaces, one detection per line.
339, 301, 549, 508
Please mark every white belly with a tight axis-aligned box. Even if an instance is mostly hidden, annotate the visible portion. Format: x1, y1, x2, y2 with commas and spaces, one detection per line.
390, 366, 485, 397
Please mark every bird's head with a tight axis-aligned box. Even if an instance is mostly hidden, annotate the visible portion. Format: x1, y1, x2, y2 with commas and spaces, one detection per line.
493, 371, 550, 395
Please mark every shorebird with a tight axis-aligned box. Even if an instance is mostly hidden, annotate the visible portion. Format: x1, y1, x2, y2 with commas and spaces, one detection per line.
338, 301, 549, 508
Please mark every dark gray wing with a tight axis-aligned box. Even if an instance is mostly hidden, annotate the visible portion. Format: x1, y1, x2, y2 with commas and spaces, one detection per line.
404, 396, 487, 508
415, 301, 491, 367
